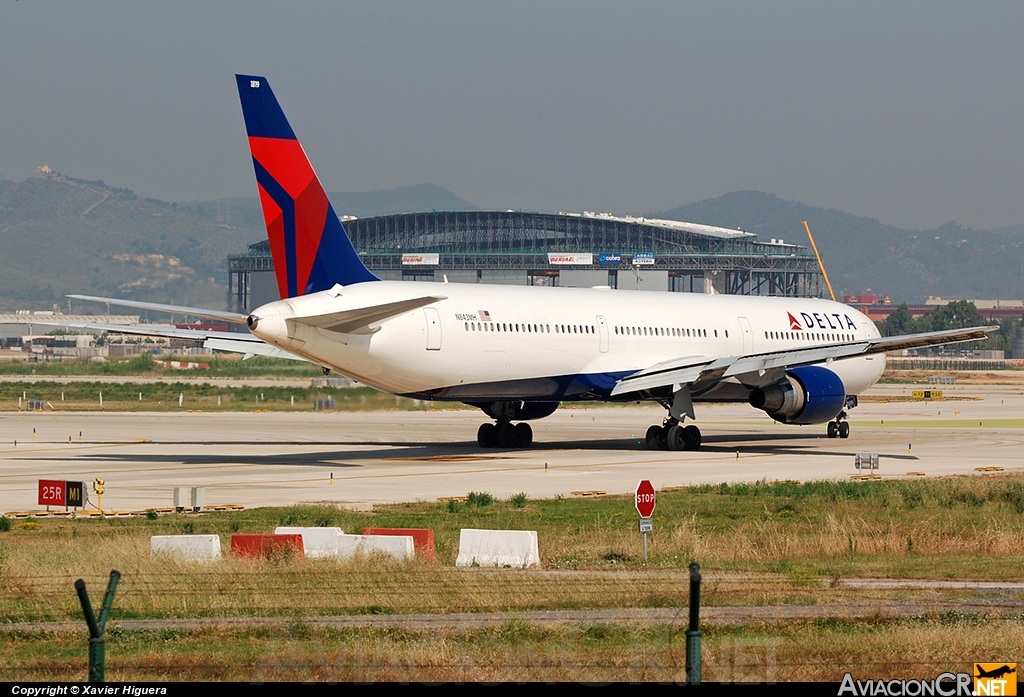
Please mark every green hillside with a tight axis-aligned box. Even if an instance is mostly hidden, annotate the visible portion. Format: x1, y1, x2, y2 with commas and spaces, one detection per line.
0, 174, 476, 312
0, 171, 256, 311
1, 170, 1020, 310
657, 191, 1024, 303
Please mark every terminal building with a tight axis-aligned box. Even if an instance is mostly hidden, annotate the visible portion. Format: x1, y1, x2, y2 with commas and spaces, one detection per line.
227, 210, 825, 312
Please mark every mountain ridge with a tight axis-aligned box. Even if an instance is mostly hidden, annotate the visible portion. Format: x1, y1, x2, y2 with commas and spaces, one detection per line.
656, 191, 1024, 302
0, 170, 1020, 310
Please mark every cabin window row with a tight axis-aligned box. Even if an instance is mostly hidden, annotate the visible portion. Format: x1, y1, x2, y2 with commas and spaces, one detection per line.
463, 322, 597, 334
764, 331, 855, 343
615, 326, 725, 339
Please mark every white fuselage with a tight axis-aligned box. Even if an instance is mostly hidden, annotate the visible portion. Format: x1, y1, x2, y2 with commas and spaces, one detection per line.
249, 281, 884, 403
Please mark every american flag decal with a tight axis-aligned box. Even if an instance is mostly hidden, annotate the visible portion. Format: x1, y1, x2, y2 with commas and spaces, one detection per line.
479, 310, 492, 321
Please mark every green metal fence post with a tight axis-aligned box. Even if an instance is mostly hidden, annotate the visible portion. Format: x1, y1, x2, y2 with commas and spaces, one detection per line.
686, 561, 702, 685
74, 570, 121, 682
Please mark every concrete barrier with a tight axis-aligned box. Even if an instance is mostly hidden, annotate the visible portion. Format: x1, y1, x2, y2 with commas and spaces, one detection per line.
455, 529, 540, 568
338, 534, 414, 560
361, 527, 436, 561
151, 534, 221, 560
274, 526, 343, 558
230, 534, 305, 560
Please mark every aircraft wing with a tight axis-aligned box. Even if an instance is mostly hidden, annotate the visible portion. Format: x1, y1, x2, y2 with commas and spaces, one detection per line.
32, 321, 307, 362
610, 325, 996, 397
67, 294, 249, 326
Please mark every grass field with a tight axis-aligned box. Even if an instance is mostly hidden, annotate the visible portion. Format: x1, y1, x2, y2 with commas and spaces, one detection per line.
0, 354, 321, 378
2, 474, 1024, 680
7, 615, 1021, 682
0, 380, 456, 413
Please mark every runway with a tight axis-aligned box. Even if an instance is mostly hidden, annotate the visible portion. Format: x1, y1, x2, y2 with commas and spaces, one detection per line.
1, 383, 1021, 513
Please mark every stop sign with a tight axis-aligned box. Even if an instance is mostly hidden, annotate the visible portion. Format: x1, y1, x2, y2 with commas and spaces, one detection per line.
635, 479, 656, 518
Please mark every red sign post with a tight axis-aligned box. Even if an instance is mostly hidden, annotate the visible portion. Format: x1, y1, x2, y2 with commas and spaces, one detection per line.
635, 479, 656, 518
635, 479, 656, 560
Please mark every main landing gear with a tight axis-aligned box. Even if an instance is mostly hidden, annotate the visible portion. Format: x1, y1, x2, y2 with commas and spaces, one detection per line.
470, 401, 557, 449
477, 421, 532, 449
827, 411, 850, 439
645, 419, 701, 451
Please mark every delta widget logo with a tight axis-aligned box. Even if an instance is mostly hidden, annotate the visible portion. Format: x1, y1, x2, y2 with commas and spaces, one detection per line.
787, 310, 858, 331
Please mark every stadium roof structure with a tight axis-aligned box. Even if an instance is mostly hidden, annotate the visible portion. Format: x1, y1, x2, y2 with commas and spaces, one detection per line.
228, 210, 824, 309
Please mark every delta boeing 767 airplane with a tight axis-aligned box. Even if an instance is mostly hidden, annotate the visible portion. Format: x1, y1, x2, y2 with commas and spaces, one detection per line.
59, 75, 994, 451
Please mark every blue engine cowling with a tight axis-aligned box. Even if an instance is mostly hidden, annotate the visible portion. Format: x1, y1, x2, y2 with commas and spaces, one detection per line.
747, 366, 846, 425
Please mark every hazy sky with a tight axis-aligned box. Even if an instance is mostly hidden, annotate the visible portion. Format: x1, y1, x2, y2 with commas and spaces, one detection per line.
2, 1, 1023, 230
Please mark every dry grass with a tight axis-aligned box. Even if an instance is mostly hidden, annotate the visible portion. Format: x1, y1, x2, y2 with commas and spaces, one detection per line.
3, 476, 1024, 681
882, 369, 1024, 385
2, 475, 1024, 625
5, 615, 1022, 682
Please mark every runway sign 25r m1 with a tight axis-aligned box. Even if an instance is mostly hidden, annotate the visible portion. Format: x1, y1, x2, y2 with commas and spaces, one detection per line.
38, 479, 85, 507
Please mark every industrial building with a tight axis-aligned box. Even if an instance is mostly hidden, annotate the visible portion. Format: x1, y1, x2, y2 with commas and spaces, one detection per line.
228, 210, 824, 311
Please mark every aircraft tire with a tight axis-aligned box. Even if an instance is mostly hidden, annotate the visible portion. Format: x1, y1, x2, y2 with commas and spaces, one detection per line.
666, 423, 686, 451
838, 421, 850, 439
682, 425, 701, 451
645, 425, 662, 450
515, 422, 533, 448
827, 421, 839, 439
477, 422, 497, 448
497, 422, 517, 448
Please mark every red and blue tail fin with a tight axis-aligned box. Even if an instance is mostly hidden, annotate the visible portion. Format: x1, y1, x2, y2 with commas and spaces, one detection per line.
236, 74, 379, 298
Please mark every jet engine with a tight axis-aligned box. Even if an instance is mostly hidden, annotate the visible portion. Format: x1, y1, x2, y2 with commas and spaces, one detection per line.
747, 366, 846, 425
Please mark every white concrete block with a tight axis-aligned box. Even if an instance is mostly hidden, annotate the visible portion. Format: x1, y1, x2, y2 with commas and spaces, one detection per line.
151, 534, 221, 560
274, 526, 343, 558
337, 534, 415, 560
455, 529, 540, 568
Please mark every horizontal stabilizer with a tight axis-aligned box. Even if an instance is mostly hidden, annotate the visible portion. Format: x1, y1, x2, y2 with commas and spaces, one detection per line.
32, 320, 309, 362
31, 320, 257, 342
68, 295, 249, 325
203, 337, 306, 361
287, 295, 447, 334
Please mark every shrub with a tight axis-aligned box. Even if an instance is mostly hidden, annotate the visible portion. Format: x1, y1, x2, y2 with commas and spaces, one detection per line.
0, 516, 10, 532
467, 492, 493, 507
510, 492, 528, 508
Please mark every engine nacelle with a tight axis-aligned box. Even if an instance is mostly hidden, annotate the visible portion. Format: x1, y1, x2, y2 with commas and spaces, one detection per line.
748, 366, 846, 425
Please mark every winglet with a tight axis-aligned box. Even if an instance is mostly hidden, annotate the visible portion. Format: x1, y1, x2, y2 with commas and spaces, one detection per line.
236, 74, 379, 299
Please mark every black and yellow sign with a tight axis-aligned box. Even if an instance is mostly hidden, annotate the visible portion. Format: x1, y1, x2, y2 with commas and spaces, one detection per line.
974, 663, 1017, 696
911, 390, 942, 399
66, 481, 84, 507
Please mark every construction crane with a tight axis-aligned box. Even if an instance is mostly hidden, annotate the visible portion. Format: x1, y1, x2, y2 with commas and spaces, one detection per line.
802, 220, 836, 301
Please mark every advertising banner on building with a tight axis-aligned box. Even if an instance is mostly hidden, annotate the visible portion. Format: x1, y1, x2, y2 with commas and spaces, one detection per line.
402, 253, 440, 266
632, 252, 655, 265
598, 253, 622, 266
547, 253, 594, 265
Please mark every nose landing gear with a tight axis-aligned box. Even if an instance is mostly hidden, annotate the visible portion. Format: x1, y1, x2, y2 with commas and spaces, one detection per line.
827, 411, 850, 439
